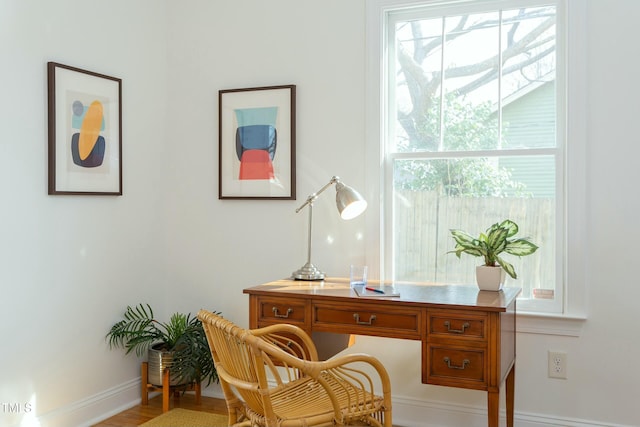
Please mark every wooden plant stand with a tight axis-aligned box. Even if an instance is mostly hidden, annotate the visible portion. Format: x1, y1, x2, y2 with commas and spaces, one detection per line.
141, 361, 201, 412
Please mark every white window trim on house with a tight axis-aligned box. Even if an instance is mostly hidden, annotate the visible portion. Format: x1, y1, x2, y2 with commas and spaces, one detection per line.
364, 0, 587, 336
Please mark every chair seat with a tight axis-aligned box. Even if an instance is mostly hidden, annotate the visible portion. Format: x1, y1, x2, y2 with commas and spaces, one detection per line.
268, 374, 385, 423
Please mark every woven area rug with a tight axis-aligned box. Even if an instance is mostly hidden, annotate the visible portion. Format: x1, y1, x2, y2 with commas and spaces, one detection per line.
139, 408, 385, 427
139, 408, 228, 427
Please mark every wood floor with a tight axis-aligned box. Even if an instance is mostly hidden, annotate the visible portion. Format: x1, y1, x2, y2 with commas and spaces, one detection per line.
92, 394, 227, 427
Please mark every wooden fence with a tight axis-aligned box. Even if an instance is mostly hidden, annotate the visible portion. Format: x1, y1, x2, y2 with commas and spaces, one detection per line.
393, 190, 555, 298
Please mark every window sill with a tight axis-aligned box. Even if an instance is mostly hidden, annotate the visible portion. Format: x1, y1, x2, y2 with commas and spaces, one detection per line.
516, 311, 586, 337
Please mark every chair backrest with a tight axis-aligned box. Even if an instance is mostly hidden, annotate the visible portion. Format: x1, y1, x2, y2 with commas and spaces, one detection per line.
197, 310, 271, 416
198, 310, 322, 418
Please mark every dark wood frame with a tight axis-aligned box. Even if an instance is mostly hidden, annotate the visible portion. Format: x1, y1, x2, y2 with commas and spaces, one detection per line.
47, 62, 123, 195
218, 85, 296, 200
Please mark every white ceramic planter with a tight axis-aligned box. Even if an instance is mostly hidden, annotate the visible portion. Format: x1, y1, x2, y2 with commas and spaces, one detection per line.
475, 265, 506, 291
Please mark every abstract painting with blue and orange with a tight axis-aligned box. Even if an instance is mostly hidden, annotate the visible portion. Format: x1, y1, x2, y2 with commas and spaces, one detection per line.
70, 99, 106, 168
234, 106, 278, 180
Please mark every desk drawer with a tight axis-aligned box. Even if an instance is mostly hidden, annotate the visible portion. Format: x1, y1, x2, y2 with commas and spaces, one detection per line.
427, 309, 487, 341
313, 302, 421, 339
426, 345, 486, 385
256, 297, 307, 326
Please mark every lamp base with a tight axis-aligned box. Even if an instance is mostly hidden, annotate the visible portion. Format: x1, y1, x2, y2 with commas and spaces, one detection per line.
292, 262, 325, 281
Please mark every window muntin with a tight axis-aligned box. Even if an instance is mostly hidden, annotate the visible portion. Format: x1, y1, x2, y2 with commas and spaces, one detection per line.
384, 1, 562, 312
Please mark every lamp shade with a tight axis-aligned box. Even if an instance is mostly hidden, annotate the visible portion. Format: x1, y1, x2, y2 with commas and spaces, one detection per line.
335, 181, 367, 220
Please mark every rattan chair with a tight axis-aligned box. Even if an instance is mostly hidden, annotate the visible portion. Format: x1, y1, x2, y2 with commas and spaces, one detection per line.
197, 309, 392, 427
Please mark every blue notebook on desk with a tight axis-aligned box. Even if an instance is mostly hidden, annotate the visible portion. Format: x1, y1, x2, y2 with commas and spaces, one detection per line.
353, 286, 400, 298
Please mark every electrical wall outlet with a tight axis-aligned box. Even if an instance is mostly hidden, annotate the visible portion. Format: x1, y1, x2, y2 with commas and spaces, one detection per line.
548, 351, 567, 379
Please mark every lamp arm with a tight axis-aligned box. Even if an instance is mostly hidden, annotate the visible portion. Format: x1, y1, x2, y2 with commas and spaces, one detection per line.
295, 176, 340, 213
291, 175, 364, 280
304, 202, 313, 264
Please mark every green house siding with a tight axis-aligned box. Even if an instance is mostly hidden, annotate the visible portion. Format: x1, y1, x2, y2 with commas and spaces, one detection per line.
499, 81, 556, 198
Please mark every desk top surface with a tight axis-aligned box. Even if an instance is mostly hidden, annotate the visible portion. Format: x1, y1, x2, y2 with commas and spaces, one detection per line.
244, 278, 521, 312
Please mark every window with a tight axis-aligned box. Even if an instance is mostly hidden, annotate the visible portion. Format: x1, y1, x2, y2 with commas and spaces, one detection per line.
367, 0, 586, 317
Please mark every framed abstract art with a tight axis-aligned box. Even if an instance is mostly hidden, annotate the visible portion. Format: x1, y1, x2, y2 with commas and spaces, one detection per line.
218, 85, 296, 199
47, 62, 122, 195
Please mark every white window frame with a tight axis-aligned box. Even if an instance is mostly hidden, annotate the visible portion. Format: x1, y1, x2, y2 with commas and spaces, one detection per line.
365, 0, 587, 334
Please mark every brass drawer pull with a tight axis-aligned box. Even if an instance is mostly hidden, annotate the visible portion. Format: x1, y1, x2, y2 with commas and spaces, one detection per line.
353, 313, 377, 325
444, 321, 470, 334
272, 307, 293, 318
443, 357, 470, 370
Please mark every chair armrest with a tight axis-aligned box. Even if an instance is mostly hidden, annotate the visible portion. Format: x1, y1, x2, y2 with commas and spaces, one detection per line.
255, 335, 391, 394
309, 352, 392, 395
249, 323, 319, 361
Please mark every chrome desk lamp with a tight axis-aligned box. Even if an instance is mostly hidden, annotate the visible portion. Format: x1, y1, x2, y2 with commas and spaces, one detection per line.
292, 176, 367, 280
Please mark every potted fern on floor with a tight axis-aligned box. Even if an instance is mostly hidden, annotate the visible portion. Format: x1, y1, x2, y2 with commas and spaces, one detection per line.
448, 219, 539, 291
106, 304, 218, 387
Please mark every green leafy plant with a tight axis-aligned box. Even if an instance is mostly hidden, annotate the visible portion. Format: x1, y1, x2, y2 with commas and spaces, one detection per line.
448, 219, 539, 279
106, 304, 218, 386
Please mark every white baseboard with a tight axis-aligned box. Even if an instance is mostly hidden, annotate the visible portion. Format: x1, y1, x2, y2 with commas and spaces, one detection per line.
19, 379, 627, 427
391, 394, 632, 427
31, 379, 225, 427
33, 379, 141, 427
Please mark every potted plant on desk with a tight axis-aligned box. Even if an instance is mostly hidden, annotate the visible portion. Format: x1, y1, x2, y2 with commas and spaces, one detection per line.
106, 303, 219, 387
448, 219, 538, 291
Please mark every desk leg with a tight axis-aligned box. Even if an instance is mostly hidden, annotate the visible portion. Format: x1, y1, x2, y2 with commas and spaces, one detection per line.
487, 390, 499, 427
487, 364, 515, 427
506, 364, 515, 427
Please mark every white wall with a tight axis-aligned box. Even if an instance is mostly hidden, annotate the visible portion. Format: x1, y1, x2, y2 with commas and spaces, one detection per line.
2, 1, 640, 427
0, 1, 171, 426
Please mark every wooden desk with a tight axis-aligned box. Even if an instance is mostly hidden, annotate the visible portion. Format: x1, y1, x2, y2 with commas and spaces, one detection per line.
244, 278, 520, 427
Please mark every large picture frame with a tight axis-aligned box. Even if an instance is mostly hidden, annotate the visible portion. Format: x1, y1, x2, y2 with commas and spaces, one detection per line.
47, 62, 122, 195
219, 85, 296, 199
